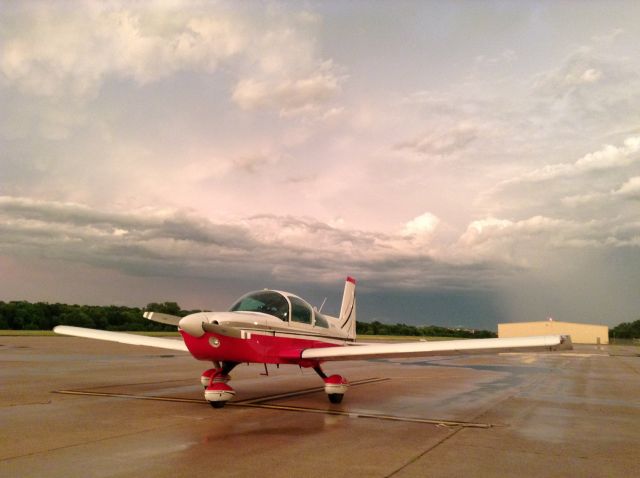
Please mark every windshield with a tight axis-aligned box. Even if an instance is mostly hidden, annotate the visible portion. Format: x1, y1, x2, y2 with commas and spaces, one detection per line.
229, 291, 289, 321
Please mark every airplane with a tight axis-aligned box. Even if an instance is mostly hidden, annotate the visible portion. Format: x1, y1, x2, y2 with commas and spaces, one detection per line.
54, 277, 572, 408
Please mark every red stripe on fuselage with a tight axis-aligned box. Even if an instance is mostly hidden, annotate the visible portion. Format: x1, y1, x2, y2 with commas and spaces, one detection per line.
180, 330, 343, 366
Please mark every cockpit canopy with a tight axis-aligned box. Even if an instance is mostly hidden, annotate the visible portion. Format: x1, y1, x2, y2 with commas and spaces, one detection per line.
229, 290, 329, 328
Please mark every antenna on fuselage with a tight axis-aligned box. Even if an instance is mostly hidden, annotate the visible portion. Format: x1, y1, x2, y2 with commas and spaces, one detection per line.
318, 297, 327, 313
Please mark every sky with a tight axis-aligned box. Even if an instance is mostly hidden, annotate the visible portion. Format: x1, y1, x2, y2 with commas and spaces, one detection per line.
1, 1, 639, 330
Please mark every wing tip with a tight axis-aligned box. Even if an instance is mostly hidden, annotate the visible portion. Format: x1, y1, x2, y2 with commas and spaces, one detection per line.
346, 276, 357, 284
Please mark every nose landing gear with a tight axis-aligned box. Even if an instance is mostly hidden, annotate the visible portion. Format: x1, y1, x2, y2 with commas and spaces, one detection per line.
202, 362, 238, 408
314, 366, 348, 404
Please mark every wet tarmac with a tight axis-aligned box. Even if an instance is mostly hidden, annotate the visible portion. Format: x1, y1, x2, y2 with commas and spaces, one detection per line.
1, 336, 639, 477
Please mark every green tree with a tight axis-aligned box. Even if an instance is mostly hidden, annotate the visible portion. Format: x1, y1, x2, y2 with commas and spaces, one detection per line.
145, 302, 184, 316
59, 310, 95, 328
610, 319, 640, 339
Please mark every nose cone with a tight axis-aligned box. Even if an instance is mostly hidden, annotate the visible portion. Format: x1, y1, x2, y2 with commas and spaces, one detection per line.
179, 313, 207, 338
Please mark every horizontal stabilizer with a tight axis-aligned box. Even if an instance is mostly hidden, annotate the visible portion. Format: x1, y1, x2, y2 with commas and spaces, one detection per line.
53, 326, 188, 352
301, 335, 572, 361
143, 311, 181, 327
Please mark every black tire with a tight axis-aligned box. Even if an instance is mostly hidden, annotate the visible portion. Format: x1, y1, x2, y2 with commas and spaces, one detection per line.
209, 400, 225, 409
328, 393, 343, 404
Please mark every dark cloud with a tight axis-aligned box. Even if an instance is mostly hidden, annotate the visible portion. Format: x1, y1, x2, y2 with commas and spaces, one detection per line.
0, 196, 518, 296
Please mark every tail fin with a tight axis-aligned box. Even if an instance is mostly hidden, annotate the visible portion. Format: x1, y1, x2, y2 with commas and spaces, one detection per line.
338, 277, 357, 340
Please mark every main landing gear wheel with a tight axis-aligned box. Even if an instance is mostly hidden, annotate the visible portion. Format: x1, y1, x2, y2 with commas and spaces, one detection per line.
210, 401, 226, 409
328, 393, 344, 404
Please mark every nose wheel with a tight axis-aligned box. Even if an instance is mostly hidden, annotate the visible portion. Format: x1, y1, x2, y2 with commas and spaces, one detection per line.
205, 380, 235, 408
314, 366, 348, 404
202, 361, 238, 408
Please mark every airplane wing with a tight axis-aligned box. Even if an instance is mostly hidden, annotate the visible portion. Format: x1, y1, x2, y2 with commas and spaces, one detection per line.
53, 326, 188, 352
301, 335, 572, 361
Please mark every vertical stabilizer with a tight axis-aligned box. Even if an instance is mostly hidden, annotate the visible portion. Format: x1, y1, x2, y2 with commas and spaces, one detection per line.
338, 277, 357, 340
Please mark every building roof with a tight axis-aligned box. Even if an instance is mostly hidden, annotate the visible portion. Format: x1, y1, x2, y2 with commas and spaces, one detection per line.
498, 320, 608, 329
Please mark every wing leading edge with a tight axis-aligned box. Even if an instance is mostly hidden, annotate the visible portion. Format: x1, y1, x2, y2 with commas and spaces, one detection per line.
53, 326, 189, 352
301, 335, 572, 361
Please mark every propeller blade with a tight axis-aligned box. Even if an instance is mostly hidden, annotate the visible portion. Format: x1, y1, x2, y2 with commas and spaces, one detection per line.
177, 312, 244, 339
202, 321, 243, 339
143, 311, 181, 327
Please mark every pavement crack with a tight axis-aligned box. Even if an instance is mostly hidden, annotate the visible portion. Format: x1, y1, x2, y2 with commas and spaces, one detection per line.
384, 427, 464, 478
5, 399, 52, 407
613, 355, 640, 375
384, 361, 560, 477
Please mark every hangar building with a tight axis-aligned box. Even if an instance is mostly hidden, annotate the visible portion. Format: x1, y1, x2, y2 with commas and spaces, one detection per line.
498, 320, 609, 345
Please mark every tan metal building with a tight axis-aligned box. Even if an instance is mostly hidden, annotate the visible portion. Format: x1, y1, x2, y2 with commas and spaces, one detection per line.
498, 320, 609, 344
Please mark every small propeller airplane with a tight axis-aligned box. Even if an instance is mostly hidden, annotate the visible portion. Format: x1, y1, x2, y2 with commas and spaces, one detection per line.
54, 277, 572, 408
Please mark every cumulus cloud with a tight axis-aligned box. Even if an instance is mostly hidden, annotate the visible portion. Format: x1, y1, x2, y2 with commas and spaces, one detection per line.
534, 53, 604, 94
534, 48, 624, 96
531, 41, 640, 136
0, 1, 343, 115
395, 124, 478, 159
474, 49, 517, 65
231, 63, 343, 115
561, 193, 606, 207
500, 136, 640, 185
615, 176, 640, 199
1, 3, 240, 97
454, 215, 612, 265
400, 212, 440, 241
477, 134, 640, 257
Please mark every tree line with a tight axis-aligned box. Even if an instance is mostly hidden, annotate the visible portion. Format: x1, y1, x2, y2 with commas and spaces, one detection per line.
0, 301, 191, 332
2, 300, 638, 339
0, 300, 496, 337
356, 320, 496, 338
610, 319, 640, 339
